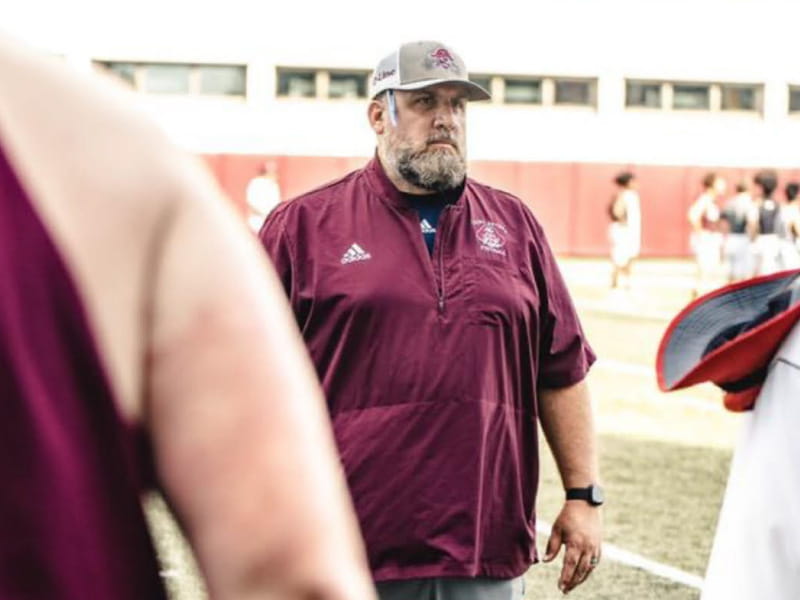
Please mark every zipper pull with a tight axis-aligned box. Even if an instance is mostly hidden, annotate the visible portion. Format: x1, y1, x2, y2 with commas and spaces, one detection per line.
438, 296, 444, 312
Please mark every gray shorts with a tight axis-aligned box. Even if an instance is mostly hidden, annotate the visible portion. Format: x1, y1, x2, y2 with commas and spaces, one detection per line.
376, 576, 525, 600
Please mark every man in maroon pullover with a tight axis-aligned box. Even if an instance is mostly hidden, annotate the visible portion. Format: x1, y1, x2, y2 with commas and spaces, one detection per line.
261, 40, 603, 599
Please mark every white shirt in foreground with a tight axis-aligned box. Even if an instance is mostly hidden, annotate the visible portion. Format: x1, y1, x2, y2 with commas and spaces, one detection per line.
702, 321, 800, 599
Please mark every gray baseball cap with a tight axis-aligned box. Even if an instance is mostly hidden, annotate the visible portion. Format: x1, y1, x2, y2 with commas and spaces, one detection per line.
369, 41, 490, 101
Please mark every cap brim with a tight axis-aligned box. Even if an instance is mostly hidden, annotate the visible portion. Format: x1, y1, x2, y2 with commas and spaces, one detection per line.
373, 78, 491, 101
657, 269, 800, 392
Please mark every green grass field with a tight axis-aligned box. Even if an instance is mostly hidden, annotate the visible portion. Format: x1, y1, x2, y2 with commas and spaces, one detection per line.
145, 258, 740, 599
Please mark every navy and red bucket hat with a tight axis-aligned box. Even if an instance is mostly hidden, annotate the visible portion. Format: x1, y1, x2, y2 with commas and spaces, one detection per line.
657, 269, 800, 411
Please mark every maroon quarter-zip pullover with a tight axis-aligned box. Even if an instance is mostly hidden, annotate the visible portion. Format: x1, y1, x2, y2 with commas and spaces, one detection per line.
260, 157, 595, 581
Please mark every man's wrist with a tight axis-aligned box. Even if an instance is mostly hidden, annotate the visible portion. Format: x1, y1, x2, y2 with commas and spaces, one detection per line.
565, 483, 604, 506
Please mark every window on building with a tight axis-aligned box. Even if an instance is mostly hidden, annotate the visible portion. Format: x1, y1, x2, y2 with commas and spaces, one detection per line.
97, 61, 246, 97
672, 84, 710, 110
144, 64, 191, 94
328, 71, 368, 99
554, 78, 595, 106
503, 78, 541, 104
721, 84, 760, 111
626, 81, 661, 108
104, 62, 136, 87
199, 65, 246, 96
789, 86, 800, 113
277, 69, 316, 98
626, 80, 764, 114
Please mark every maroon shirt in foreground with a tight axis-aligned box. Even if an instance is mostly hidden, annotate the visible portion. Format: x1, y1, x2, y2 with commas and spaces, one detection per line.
260, 158, 595, 581
0, 147, 167, 598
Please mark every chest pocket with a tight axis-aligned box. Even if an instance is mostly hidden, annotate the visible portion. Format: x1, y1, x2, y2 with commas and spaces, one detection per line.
463, 253, 537, 328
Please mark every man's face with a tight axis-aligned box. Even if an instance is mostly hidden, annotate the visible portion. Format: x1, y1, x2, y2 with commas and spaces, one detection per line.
380, 84, 468, 192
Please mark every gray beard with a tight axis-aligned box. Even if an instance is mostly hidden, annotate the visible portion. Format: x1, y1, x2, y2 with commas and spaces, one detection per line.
394, 146, 466, 193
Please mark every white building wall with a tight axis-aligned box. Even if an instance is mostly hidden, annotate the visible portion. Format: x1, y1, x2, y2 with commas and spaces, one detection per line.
6, 0, 800, 166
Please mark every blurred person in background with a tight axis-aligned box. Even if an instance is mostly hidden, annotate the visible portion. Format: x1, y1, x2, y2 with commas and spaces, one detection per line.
261, 40, 602, 600
779, 181, 800, 269
608, 171, 641, 290
720, 180, 755, 283
748, 169, 783, 276
246, 159, 282, 232
0, 35, 375, 600
687, 172, 725, 297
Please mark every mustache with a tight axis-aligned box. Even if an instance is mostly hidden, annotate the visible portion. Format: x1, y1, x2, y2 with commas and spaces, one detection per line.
425, 134, 459, 148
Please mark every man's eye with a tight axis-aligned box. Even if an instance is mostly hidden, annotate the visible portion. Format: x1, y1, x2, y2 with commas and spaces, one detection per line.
417, 96, 434, 106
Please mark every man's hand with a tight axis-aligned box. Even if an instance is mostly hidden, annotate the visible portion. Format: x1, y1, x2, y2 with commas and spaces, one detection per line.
543, 501, 603, 594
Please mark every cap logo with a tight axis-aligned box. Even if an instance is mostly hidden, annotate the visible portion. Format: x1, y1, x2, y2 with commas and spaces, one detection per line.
429, 47, 456, 70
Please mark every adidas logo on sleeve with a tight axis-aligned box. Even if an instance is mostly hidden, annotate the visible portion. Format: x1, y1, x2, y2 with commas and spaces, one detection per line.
340, 243, 372, 264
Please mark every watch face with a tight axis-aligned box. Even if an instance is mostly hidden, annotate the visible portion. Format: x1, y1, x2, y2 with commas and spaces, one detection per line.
590, 484, 605, 505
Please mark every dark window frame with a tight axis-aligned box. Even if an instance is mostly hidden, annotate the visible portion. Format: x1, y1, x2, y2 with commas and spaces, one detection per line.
625, 80, 662, 109
197, 64, 247, 97
502, 77, 543, 105
672, 83, 711, 110
96, 60, 246, 97
720, 83, 760, 112
789, 85, 800, 113
327, 69, 370, 99
553, 78, 596, 106
276, 67, 317, 99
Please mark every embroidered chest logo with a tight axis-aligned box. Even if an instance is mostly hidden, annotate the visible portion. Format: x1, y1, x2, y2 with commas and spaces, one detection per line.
473, 221, 509, 256
429, 48, 456, 70
341, 243, 372, 264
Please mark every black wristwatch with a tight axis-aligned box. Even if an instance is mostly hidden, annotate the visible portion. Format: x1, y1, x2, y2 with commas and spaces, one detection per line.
566, 484, 605, 506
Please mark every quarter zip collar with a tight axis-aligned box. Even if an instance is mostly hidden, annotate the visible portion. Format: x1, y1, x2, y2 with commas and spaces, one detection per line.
365, 153, 467, 211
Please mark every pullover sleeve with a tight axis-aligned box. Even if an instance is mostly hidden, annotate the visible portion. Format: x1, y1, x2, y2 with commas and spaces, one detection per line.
521, 203, 596, 388
258, 204, 295, 302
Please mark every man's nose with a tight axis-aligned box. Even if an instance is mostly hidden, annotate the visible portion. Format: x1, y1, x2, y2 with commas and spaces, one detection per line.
432, 104, 458, 128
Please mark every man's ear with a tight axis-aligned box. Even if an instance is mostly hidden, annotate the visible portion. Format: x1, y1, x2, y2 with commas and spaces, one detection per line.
368, 98, 386, 135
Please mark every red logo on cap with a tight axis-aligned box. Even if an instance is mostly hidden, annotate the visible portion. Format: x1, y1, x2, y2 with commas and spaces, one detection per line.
430, 48, 456, 70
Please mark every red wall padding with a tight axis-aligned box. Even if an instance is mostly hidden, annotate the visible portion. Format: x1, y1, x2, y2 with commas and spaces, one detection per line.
202, 154, 800, 258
